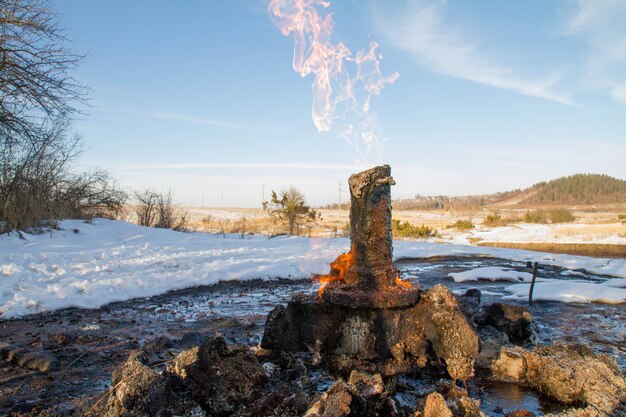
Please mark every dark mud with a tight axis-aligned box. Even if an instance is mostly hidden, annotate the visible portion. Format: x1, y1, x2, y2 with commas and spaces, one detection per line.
0, 257, 624, 416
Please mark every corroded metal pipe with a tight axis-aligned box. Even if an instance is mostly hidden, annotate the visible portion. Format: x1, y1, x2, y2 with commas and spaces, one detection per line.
347, 164, 398, 291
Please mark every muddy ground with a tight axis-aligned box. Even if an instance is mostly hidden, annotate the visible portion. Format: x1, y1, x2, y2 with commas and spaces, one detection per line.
1, 257, 624, 416
0, 279, 312, 416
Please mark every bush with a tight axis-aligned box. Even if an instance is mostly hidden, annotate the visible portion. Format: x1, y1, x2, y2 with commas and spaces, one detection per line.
524, 210, 548, 224
483, 212, 521, 227
548, 208, 575, 223
134, 189, 188, 231
617, 214, 626, 220
263, 187, 319, 236
392, 220, 437, 239
524, 209, 575, 224
447, 219, 474, 230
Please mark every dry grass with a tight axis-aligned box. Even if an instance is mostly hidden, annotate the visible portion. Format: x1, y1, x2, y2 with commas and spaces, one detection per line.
119, 205, 626, 247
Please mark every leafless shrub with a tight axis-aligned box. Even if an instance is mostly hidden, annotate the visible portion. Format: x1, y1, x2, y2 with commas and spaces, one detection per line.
0, 0, 128, 233
133, 189, 188, 231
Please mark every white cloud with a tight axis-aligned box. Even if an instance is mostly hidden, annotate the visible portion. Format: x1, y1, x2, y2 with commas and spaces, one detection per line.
374, 0, 575, 105
150, 112, 280, 132
116, 162, 370, 171
564, 0, 626, 106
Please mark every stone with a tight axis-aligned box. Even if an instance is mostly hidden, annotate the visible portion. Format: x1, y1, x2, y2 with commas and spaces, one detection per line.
492, 343, 626, 415
477, 303, 532, 344
417, 285, 479, 380
305, 380, 353, 417
422, 392, 452, 417
450, 397, 486, 417
476, 325, 509, 369
458, 288, 481, 324
347, 370, 385, 397
105, 350, 170, 417
168, 335, 266, 415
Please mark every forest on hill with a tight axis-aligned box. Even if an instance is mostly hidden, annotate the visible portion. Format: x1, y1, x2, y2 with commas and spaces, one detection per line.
520, 174, 626, 205
392, 174, 626, 210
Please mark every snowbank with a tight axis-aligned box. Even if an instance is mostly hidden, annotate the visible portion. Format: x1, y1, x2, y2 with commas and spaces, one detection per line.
448, 267, 534, 283
504, 279, 626, 304
1, 219, 625, 318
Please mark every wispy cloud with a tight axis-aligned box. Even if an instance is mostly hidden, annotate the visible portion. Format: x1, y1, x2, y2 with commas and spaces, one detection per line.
117, 162, 370, 171
374, 0, 575, 105
564, 0, 626, 106
99, 107, 281, 132
150, 112, 280, 132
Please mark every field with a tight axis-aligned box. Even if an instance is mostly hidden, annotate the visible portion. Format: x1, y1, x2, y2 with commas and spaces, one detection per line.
175, 204, 626, 258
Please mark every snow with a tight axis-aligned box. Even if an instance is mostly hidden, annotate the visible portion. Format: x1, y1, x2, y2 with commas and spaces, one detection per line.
1, 218, 625, 318
447, 223, 626, 245
448, 267, 535, 283
504, 279, 626, 304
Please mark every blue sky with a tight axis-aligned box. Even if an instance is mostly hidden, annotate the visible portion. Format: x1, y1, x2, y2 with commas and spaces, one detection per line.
56, 0, 626, 207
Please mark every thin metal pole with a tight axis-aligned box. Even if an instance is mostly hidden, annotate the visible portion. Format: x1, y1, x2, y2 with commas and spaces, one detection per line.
529, 261, 539, 305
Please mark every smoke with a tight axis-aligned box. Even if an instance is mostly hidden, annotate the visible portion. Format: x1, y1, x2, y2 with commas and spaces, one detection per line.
269, 0, 399, 160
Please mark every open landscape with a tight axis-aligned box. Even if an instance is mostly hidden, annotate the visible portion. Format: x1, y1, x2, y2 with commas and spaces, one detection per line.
1, 1, 625, 416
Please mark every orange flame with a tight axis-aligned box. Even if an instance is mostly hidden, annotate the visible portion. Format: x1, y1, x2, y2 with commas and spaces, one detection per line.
268, 0, 399, 157
315, 250, 355, 297
395, 274, 412, 289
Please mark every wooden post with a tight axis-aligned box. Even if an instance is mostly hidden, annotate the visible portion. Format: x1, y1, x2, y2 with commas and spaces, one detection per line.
529, 261, 539, 305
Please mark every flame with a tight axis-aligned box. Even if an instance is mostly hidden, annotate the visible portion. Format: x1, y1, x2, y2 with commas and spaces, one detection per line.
395, 274, 412, 289
268, 0, 399, 158
315, 250, 355, 297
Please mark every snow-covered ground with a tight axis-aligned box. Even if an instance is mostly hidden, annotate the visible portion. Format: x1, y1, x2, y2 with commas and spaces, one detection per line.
447, 223, 626, 245
446, 266, 626, 304
1, 219, 625, 318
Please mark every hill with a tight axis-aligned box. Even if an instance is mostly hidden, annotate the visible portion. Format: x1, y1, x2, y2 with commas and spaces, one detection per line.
394, 173, 626, 210
518, 174, 626, 205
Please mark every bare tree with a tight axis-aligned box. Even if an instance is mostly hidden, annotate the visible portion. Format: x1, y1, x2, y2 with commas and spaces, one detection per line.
263, 187, 318, 236
1, 0, 86, 144
0, 0, 104, 233
134, 189, 158, 227
134, 188, 188, 231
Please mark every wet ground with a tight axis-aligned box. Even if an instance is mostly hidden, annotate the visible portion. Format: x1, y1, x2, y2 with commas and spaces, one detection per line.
0, 256, 624, 416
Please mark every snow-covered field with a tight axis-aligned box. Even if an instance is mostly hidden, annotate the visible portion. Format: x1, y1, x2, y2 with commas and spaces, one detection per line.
1, 219, 625, 318
447, 223, 626, 245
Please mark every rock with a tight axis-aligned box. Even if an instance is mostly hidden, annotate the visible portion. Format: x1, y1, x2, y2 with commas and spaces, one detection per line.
476, 326, 509, 369
323, 380, 354, 417
418, 285, 479, 380
283, 390, 311, 416
168, 335, 266, 415
422, 392, 452, 417
143, 335, 172, 351
347, 370, 384, 397
305, 379, 353, 417
450, 397, 486, 417
0, 341, 58, 371
492, 343, 626, 415
304, 372, 394, 417
105, 350, 170, 417
478, 303, 532, 344
458, 288, 481, 323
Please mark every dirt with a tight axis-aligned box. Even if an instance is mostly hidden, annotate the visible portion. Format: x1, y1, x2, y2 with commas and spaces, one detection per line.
0, 257, 624, 416
0, 278, 310, 416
